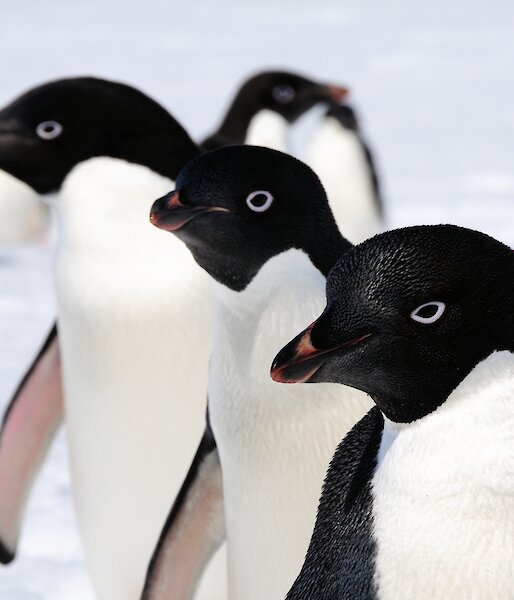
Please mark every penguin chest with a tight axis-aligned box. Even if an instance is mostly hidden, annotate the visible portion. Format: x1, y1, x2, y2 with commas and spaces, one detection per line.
371, 352, 514, 600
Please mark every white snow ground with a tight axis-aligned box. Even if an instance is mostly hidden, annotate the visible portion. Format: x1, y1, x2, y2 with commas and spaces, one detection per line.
1, 0, 514, 597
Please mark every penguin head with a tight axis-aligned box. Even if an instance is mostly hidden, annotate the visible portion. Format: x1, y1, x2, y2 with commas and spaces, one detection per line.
151, 145, 348, 291
0, 77, 199, 194
271, 225, 514, 422
236, 71, 349, 123
202, 71, 349, 150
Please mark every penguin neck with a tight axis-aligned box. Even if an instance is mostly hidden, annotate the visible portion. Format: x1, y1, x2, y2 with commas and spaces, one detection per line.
379, 350, 514, 442
301, 225, 352, 278
214, 248, 321, 325
101, 130, 200, 182
212, 91, 261, 144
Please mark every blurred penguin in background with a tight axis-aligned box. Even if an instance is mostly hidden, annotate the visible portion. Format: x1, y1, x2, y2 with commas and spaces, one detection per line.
202, 70, 349, 152
308, 102, 384, 243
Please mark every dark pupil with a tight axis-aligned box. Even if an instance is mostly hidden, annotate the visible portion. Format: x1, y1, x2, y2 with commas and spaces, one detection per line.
44, 125, 55, 132
417, 304, 438, 319
251, 194, 268, 207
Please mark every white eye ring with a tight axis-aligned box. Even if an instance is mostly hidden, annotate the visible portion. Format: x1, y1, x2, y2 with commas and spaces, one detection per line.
272, 84, 295, 104
36, 121, 63, 140
410, 301, 446, 325
246, 190, 274, 213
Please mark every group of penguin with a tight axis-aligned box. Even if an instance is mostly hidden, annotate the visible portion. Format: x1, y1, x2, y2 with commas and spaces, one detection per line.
0, 69, 511, 600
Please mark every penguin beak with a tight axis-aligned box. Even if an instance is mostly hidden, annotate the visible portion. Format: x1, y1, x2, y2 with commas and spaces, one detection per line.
322, 85, 350, 103
270, 323, 370, 384
150, 191, 229, 232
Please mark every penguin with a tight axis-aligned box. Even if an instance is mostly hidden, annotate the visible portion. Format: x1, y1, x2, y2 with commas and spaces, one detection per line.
271, 225, 514, 600
143, 145, 373, 599
0, 78, 226, 600
201, 70, 348, 151
307, 102, 384, 243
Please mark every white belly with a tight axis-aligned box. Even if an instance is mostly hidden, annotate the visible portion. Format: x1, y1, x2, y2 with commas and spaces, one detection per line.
53, 158, 225, 599
0, 168, 48, 244
308, 117, 382, 244
209, 250, 373, 600
372, 351, 514, 600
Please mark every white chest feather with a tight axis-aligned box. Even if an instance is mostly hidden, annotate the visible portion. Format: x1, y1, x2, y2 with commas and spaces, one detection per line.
209, 249, 372, 600
51, 157, 218, 599
372, 351, 514, 600
0, 168, 48, 243
308, 117, 382, 244
244, 109, 289, 152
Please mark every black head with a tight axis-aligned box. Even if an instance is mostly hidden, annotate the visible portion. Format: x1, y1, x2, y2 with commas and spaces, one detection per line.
150, 145, 351, 291
325, 103, 360, 131
0, 77, 199, 193
202, 71, 349, 149
272, 225, 514, 422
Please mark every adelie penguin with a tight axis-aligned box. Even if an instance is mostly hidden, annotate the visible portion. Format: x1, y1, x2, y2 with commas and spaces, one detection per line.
307, 103, 384, 243
272, 225, 514, 600
0, 77, 226, 600
202, 70, 348, 152
144, 146, 372, 600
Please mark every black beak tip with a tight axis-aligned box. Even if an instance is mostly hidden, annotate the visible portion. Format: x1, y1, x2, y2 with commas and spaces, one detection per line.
149, 198, 164, 226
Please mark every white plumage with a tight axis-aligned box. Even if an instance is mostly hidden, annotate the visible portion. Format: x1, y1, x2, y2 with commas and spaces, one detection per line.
373, 350, 514, 600
0, 169, 48, 244
52, 157, 225, 599
209, 248, 372, 599
244, 109, 289, 152
308, 115, 383, 244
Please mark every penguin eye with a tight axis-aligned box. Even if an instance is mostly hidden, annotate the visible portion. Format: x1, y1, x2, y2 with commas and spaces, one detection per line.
272, 85, 295, 104
246, 190, 274, 213
410, 301, 446, 325
36, 121, 63, 140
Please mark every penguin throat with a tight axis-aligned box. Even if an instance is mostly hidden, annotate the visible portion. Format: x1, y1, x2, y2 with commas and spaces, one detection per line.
302, 230, 352, 279
374, 350, 514, 424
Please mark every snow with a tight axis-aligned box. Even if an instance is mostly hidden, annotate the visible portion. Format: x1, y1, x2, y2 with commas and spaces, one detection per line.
1, 0, 514, 597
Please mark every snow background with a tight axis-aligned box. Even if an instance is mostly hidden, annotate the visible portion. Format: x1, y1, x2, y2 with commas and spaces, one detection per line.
0, 0, 513, 597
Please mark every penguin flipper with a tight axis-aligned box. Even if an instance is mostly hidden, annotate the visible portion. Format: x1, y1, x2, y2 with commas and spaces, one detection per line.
0, 323, 63, 564
142, 411, 225, 600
